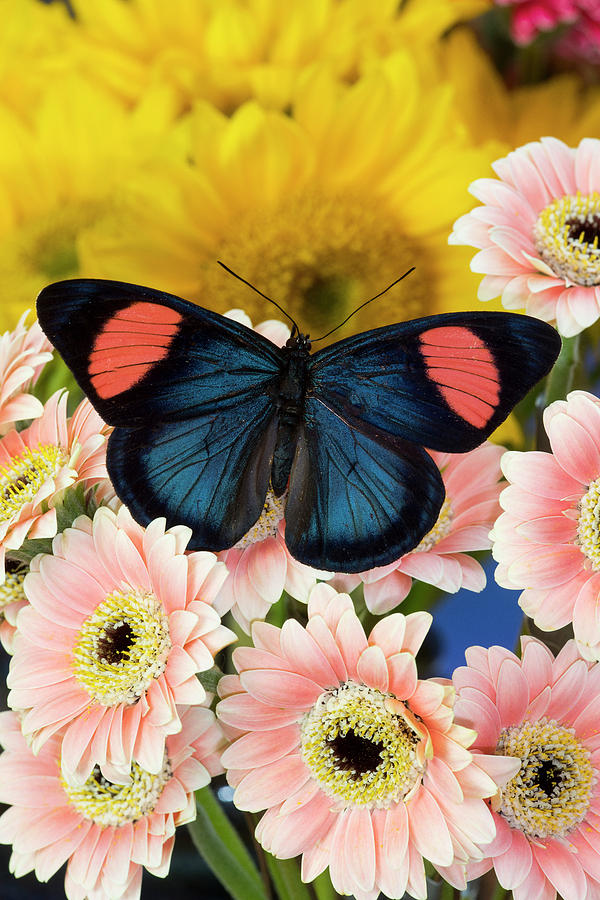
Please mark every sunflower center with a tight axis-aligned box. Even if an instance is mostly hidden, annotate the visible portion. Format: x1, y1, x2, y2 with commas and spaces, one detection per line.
235, 488, 286, 549
300, 682, 427, 808
73, 588, 172, 706
63, 754, 172, 827
496, 717, 595, 839
0, 443, 66, 522
533, 192, 600, 286
415, 495, 453, 552
203, 191, 431, 339
0, 559, 27, 618
576, 477, 600, 569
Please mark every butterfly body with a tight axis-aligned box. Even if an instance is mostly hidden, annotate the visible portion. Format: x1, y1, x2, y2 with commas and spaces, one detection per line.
270, 332, 312, 496
37, 278, 561, 573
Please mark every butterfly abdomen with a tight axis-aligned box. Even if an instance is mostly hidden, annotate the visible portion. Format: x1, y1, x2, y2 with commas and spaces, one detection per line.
270, 333, 312, 496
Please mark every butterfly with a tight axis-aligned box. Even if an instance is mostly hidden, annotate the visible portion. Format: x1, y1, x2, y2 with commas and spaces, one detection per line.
36, 277, 561, 574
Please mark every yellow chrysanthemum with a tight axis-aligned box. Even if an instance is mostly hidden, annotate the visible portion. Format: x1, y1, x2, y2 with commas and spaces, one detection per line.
440, 27, 600, 148
0, 0, 71, 122
81, 53, 501, 338
0, 76, 178, 329
59, 0, 488, 113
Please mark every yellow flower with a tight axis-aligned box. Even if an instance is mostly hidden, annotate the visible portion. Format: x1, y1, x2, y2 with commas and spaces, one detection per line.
440, 27, 600, 148
61, 0, 488, 113
81, 52, 501, 338
0, 76, 177, 330
0, 0, 71, 122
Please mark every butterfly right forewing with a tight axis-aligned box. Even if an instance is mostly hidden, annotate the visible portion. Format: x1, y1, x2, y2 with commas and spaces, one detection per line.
309, 312, 561, 452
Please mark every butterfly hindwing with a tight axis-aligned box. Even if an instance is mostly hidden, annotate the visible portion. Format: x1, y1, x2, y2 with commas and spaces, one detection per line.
107, 391, 279, 550
284, 395, 445, 572
309, 312, 561, 452
36, 279, 284, 427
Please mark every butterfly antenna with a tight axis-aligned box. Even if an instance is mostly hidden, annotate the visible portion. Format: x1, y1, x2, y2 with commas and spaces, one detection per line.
217, 261, 301, 334
311, 267, 416, 343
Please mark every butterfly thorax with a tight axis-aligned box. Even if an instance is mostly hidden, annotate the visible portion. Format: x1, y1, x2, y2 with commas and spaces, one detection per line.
270, 332, 311, 496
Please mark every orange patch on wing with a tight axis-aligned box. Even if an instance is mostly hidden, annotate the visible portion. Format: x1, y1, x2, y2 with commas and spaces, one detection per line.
90, 302, 182, 398
420, 326, 500, 428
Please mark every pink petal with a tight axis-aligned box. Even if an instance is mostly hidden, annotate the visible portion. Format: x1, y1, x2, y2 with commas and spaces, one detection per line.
407, 788, 453, 867
240, 669, 322, 709
531, 839, 587, 900
233, 754, 310, 812
356, 645, 389, 692
545, 411, 600, 484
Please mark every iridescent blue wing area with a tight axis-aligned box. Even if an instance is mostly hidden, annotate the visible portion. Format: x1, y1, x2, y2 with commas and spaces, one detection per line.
107, 393, 279, 549
284, 396, 445, 572
37, 279, 284, 545
309, 312, 561, 452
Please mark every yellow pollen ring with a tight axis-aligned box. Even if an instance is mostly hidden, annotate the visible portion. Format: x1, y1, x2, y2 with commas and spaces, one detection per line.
301, 682, 426, 809
497, 717, 595, 840
533, 191, 600, 287
62, 754, 172, 827
577, 477, 600, 570
72, 588, 172, 706
0, 443, 65, 522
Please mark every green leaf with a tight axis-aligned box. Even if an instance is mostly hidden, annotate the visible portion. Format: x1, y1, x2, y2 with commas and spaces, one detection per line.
196, 665, 224, 694
188, 787, 267, 900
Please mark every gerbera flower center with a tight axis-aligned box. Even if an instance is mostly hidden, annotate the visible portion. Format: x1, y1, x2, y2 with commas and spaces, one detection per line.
63, 753, 172, 827
202, 191, 431, 338
73, 588, 172, 706
0, 559, 26, 618
576, 477, 600, 569
300, 682, 427, 808
533, 192, 600, 286
496, 717, 595, 839
0, 443, 66, 522
415, 495, 453, 552
235, 488, 286, 548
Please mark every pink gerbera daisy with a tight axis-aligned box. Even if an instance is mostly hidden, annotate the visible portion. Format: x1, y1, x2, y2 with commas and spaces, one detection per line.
453, 637, 600, 900
217, 584, 518, 900
0, 705, 225, 900
331, 442, 504, 614
491, 389, 600, 660
0, 390, 110, 577
217, 309, 330, 632
494, 0, 578, 44
7, 504, 234, 785
0, 312, 52, 434
449, 137, 600, 336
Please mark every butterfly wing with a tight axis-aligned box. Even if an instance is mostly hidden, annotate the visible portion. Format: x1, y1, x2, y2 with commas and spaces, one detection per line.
309, 312, 561, 451
36, 279, 285, 545
36, 278, 284, 426
284, 395, 445, 572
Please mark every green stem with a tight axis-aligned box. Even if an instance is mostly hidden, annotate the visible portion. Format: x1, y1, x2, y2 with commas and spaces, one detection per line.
264, 854, 313, 900
188, 787, 267, 900
535, 333, 580, 451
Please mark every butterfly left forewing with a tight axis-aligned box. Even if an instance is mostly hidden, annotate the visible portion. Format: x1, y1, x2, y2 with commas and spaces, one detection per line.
309, 312, 561, 452
36, 278, 284, 427
284, 395, 445, 572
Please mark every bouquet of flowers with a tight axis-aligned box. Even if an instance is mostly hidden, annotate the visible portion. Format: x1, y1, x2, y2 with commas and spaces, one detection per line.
0, 2, 600, 900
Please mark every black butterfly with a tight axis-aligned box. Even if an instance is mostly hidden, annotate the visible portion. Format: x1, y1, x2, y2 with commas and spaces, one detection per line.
36, 278, 560, 573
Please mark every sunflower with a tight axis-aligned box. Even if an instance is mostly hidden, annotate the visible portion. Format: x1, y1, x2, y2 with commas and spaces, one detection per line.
0, 75, 177, 329
54, 0, 488, 114
80, 52, 501, 339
